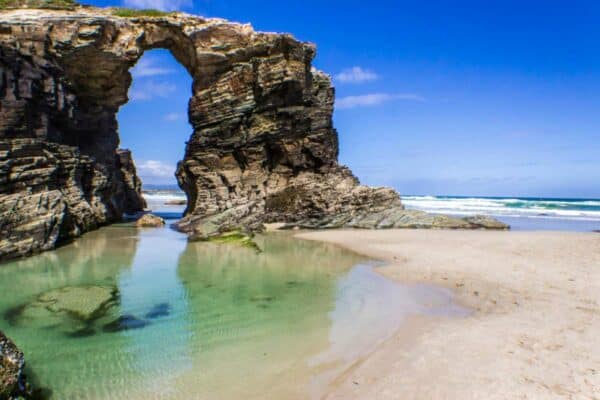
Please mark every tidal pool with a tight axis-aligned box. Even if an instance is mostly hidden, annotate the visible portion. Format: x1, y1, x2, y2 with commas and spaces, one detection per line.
0, 222, 467, 399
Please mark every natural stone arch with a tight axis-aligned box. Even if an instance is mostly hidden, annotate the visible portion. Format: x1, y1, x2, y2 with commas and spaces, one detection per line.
0, 8, 404, 260
0, 7, 503, 262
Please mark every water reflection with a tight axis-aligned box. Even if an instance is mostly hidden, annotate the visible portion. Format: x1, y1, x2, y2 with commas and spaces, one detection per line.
160, 234, 365, 399
0, 225, 466, 400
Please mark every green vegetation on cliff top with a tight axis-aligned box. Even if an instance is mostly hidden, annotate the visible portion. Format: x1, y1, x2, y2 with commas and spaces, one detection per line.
0, 0, 77, 9
110, 7, 174, 17
0, 0, 174, 17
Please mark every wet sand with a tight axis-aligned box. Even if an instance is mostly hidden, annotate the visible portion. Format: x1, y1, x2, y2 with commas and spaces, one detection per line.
297, 230, 600, 399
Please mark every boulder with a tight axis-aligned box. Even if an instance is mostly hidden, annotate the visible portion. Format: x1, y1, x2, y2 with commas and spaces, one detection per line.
136, 214, 166, 228
0, 331, 26, 399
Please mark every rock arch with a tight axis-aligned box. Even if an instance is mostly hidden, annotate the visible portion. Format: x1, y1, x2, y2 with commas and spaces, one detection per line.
0, 8, 404, 260
0, 7, 507, 261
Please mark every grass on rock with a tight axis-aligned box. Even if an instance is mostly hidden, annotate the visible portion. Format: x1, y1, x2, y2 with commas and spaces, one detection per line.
0, 0, 77, 9
111, 7, 174, 17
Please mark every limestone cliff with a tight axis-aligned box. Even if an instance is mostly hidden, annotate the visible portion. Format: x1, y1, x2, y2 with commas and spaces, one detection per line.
0, 6, 507, 261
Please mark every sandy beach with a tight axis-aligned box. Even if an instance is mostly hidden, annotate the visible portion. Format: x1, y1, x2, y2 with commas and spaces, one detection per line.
297, 230, 600, 400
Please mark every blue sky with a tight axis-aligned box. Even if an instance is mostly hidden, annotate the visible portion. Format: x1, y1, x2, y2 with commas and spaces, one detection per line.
93, 0, 600, 198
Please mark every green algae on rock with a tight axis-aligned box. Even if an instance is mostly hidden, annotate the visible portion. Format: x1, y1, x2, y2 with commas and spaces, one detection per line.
190, 230, 263, 253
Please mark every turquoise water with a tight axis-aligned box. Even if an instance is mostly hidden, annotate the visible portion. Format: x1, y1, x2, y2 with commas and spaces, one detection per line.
0, 223, 465, 399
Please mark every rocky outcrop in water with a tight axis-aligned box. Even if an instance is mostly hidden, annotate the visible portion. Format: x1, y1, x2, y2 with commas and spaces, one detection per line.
0, 331, 26, 399
0, 6, 507, 261
136, 213, 165, 228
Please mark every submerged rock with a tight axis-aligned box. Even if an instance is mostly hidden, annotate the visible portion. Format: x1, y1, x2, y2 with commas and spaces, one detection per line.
136, 214, 166, 228
145, 303, 171, 320
189, 230, 262, 253
8, 285, 119, 326
102, 315, 149, 333
66, 326, 97, 339
36, 285, 118, 322
0, 331, 26, 399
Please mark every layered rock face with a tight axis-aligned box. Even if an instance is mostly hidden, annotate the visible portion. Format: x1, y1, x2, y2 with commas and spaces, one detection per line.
116, 149, 146, 213
0, 7, 507, 260
0, 7, 401, 259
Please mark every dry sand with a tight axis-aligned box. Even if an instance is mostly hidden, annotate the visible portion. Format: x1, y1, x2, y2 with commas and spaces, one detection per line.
297, 229, 600, 400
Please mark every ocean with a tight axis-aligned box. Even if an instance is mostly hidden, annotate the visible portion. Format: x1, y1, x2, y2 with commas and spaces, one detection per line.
403, 195, 600, 231
143, 188, 600, 232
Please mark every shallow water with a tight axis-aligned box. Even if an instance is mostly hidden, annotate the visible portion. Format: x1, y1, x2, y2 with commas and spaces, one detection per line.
0, 223, 466, 399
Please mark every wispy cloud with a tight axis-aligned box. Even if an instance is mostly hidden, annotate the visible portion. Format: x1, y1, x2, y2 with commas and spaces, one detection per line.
335, 67, 379, 83
129, 81, 176, 101
336, 93, 425, 109
131, 58, 173, 78
123, 0, 192, 11
137, 160, 174, 179
164, 112, 185, 121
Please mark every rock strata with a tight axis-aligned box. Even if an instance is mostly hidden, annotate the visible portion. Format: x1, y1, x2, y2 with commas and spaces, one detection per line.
0, 331, 26, 399
0, 6, 508, 261
282, 209, 509, 230
116, 149, 146, 213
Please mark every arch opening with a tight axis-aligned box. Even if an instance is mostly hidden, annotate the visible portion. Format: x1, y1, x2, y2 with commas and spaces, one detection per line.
118, 48, 193, 215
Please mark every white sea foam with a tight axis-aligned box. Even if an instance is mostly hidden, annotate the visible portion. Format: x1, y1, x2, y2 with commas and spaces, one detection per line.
402, 196, 600, 221
139, 189, 600, 222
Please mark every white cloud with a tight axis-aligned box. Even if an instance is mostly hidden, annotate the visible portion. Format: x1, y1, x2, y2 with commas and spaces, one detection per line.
164, 112, 185, 121
335, 67, 379, 83
131, 58, 173, 78
137, 160, 174, 179
129, 81, 177, 101
122, 0, 192, 11
336, 93, 425, 110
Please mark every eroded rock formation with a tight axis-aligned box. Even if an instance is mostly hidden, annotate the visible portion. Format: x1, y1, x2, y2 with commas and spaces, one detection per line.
0, 7, 507, 261
0, 330, 26, 399
116, 149, 146, 213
